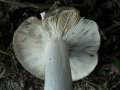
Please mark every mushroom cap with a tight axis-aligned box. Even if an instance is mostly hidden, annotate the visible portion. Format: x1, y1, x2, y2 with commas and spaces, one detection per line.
13, 7, 100, 81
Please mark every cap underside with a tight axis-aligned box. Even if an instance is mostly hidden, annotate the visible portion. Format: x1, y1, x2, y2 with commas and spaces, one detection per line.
13, 8, 100, 81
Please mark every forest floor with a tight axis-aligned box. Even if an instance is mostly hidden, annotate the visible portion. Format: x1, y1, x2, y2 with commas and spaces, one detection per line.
0, 0, 120, 90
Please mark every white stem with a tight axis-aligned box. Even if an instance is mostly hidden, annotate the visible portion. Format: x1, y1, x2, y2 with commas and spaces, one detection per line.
44, 39, 72, 90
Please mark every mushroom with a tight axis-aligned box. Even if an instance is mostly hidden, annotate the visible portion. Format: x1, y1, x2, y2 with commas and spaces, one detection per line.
13, 7, 100, 90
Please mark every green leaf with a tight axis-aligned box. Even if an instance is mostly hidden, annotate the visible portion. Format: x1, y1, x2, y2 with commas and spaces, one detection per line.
112, 59, 120, 70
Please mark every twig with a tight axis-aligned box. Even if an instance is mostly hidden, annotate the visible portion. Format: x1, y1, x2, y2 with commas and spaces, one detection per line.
0, 0, 82, 10
104, 23, 120, 33
0, 67, 5, 78
0, 0, 51, 10
0, 50, 10, 56
84, 79, 100, 88
110, 80, 120, 90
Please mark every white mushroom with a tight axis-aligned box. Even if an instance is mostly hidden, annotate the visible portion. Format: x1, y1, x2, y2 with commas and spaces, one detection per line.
13, 7, 100, 90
